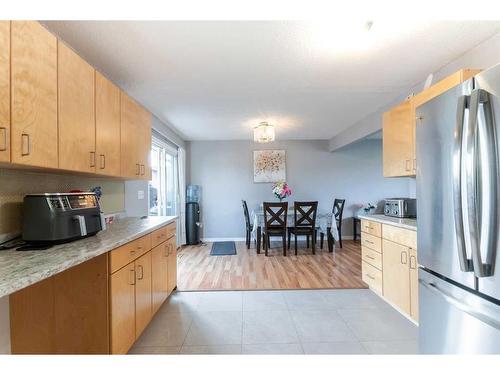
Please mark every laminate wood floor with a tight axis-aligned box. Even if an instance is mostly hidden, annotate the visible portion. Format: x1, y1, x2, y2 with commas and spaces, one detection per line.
177, 240, 367, 290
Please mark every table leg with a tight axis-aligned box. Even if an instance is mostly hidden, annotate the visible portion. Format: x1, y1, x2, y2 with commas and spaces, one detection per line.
257, 226, 261, 254
353, 219, 357, 241
327, 226, 334, 253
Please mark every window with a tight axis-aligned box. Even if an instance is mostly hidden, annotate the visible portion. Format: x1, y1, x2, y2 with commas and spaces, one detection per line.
149, 137, 178, 216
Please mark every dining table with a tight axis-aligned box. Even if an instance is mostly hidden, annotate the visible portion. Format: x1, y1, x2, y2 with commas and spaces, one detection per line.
251, 209, 339, 254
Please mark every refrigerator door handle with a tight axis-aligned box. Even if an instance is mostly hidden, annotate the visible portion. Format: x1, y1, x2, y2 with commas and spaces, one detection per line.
453, 95, 473, 272
420, 279, 500, 331
466, 89, 498, 277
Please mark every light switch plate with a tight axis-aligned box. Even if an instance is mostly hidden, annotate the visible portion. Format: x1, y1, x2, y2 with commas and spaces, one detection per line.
138, 190, 145, 200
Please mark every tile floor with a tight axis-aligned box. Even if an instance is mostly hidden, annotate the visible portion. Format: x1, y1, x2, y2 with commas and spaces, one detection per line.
129, 289, 419, 355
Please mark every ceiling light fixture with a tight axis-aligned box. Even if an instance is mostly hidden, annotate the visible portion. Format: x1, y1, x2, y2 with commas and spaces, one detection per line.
253, 122, 275, 143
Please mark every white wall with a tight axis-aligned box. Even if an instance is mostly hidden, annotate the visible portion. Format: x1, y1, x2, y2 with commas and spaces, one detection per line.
0, 296, 10, 354
329, 31, 500, 151
188, 139, 411, 239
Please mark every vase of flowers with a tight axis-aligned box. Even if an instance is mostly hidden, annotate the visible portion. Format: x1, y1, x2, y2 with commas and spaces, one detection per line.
272, 181, 292, 202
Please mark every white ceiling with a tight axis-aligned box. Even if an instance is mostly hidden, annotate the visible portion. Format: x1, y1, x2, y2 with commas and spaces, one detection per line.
43, 20, 500, 141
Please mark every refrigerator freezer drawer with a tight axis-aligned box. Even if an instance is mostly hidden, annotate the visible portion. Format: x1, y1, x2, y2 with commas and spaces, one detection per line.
419, 269, 500, 354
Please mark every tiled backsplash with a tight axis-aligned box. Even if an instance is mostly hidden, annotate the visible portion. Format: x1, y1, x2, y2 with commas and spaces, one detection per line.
0, 168, 125, 236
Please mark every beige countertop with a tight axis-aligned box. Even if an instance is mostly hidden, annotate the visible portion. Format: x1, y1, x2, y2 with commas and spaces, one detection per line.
0, 216, 177, 298
357, 214, 417, 231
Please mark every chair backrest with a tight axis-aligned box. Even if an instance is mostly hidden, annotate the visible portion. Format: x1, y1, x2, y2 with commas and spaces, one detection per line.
294, 201, 318, 228
242, 200, 251, 228
263, 202, 288, 230
333, 199, 346, 223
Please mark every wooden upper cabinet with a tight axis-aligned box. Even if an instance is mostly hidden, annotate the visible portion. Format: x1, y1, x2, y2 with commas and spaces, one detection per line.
413, 69, 481, 109
383, 99, 415, 177
0, 21, 10, 163
110, 264, 136, 354
120, 92, 140, 178
58, 42, 96, 173
383, 69, 481, 178
95, 72, 121, 176
121, 92, 152, 180
11, 21, 58, 168
140, 108, 152, 180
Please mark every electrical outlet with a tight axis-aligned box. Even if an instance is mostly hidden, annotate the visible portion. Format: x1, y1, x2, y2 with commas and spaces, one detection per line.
138, 190, 145, 200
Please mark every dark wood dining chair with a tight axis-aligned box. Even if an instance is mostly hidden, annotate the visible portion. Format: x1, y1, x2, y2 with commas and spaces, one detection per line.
288, 201, 318, 255
241, 200, 253, 249
321, 198, 345, 249
263, 202, 288, 256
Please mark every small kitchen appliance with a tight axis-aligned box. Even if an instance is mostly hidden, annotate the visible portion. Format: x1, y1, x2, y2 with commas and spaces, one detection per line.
22, 192, 103, 243
384, 198, 417, 218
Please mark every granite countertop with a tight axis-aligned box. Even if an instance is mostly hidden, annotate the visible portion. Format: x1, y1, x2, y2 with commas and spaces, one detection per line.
0, 216, 177, 298
357, 214, 417, 231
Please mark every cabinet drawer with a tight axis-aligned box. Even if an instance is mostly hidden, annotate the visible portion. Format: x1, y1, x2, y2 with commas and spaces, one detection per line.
382, 224, 417, 249
166, 222, 176, 240
362, 246, 382, 270
151, 226, 169, 248
361, 232, 382, 253
109, 234, 151, 274
361, 219, 381, 237
362, 261, 383, 294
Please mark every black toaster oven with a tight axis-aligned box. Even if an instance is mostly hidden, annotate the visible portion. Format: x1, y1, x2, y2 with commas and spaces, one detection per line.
22, 192, 103, 243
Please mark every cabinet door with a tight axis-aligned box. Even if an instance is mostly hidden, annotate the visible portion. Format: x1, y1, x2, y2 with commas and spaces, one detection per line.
11, 21, 58, 168
151, 242, 169, 315
409, 247, 419, 321
58, 42, 96, 173
110, 265, 136, 354
135, 251, 152, 338
120, 92, 140, 178
382, 99, 415, 177
382, 239, 411, 314
0, 21, 10, 163
95, 71, 121, 176
167, 237, 177, 293
139, 107, 152, 180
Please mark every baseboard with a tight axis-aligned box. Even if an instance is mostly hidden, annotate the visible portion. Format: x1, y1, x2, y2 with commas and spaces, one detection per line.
201, 237, 246, 242
201, 235, 356, 243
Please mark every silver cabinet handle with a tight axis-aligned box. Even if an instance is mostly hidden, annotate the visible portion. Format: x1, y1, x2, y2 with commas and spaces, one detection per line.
136, 163, 140, 175
409, 255, 417, 269
366, 254, 375, 260
0, 127, 6, 151
405, 159, 411, 171
100, 154, 105, 169
129, 269, 136, 286
90, 151, 96, 167
140, 164, 145, 175
400, 250, 408, 265
412, 158, 416, 172
365, 273, 375, 280
466, 89, 497, 277
21, 133, 30, 156
137, 265, 144, 280
365, 240, 374, 245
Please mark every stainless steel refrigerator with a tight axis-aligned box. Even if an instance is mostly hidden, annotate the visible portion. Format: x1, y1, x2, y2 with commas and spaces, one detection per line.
417, 64, 500, 354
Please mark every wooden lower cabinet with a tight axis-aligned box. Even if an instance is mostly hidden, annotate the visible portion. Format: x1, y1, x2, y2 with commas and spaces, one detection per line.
382, 239, 411, 315
10, 254, 109, 354
152, 242, 169, 315
110, 263, 136, 355
167, 236, 178, 293
409, 247, 419, 320
10, 221, 177, 354
135, 251, 152, 338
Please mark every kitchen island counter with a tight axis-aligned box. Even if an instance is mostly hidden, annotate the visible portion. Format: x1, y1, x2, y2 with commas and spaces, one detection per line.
357, 214, 417, 231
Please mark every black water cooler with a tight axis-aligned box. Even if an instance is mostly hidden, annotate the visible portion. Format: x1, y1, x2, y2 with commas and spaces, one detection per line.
186, 185, 201, 245
186, 202, 201, 245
